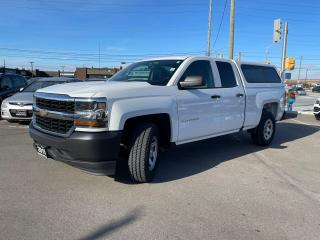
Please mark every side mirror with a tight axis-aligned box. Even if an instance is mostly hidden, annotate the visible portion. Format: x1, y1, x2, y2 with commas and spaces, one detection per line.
178, 76, 203, 89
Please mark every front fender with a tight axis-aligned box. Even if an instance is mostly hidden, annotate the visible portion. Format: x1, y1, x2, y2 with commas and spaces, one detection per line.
108, 96, 178, 142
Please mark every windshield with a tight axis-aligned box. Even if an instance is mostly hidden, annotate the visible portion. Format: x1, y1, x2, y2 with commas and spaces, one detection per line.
109, 60, 184, 86
296, 87, 304, 91
23, 81, 65, 92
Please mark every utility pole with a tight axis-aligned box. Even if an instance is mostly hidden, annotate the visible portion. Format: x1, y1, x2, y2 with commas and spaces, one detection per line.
280, 21, 288, 80
229, 0, 235, 59
207, 0, 213, 56
297, 56, 303, 81
30, 61, 34, 77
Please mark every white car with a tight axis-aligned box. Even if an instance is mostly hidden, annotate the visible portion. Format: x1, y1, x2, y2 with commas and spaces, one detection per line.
29, 56, 285, 183
1, 77, 80, 121
295, 87, 307, 96
314, 98, 320, 120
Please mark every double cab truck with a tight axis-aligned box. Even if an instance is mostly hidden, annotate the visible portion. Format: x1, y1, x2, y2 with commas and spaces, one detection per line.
29, 56, 285, 183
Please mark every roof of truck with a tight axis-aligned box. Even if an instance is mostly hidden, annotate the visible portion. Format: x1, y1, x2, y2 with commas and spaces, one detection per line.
136, 56, 278, 70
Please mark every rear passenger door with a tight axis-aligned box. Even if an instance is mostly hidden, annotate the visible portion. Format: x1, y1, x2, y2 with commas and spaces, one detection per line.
211, 60, 245, 132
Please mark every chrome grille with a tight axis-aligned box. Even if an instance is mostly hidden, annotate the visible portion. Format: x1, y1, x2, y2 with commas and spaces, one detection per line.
36, 97, 75, 113
36, 115, 73, 134
34, 94, 75, 135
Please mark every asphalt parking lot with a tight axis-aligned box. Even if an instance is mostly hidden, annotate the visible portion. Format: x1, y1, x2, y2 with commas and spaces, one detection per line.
293, 91, 320, 113
0, 114, 320, 240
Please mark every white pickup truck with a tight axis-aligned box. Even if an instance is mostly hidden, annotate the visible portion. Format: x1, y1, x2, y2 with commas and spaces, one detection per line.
29, 56, 285, 182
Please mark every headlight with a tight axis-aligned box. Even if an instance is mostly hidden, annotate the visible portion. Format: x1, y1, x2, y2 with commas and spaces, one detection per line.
74, 98, 108, 128
1, 99, 8, 108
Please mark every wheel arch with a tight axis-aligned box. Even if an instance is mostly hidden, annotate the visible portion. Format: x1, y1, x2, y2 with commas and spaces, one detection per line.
121, 113, 172, 147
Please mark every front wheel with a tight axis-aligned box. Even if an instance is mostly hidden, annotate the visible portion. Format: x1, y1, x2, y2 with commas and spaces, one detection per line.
128, 123, 159, 183
251, 111, 276, 146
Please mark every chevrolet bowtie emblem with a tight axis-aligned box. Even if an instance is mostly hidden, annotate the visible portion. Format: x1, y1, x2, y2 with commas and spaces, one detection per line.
37, 110, 48, 117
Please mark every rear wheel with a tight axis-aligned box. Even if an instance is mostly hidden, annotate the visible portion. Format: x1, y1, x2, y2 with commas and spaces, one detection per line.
128, 123, 159, 183
251, 111, 276, 146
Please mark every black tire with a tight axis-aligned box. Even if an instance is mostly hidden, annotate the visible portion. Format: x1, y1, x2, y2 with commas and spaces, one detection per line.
251, 111, 276, 146
128, 123, 159, 183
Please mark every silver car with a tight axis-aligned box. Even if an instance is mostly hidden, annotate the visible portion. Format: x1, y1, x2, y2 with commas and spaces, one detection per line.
1, 77, 80, 121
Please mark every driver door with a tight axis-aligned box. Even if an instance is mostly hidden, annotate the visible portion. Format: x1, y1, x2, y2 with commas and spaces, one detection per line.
175, 60, 223, 143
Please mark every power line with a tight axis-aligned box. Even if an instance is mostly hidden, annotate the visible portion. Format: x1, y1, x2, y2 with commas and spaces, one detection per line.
212, 0, 228, 50
0, 47, 205, 58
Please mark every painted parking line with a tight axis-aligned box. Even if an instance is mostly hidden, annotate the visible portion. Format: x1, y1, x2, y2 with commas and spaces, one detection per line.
0, 125, 29, 129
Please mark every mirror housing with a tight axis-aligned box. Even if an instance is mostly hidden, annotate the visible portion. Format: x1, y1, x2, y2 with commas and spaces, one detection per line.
178, 76, 203, 89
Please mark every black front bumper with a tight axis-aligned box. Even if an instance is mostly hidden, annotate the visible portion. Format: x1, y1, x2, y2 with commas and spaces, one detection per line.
29, 124, 122, 175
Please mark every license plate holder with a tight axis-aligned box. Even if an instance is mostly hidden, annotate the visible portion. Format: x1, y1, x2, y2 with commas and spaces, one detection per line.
16, 110, 27, 117
35, 144, 47, 158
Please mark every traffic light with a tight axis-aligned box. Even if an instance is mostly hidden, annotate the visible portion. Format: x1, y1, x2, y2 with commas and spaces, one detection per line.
285, 57, 295, 70
273, 19, 282, 43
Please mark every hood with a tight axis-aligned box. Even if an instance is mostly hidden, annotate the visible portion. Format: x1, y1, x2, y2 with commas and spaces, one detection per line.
6, 92, 34, 104
36, 81, 154, 98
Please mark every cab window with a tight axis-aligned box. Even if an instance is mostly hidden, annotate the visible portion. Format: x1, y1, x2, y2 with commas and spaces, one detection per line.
179, 60, 214, 88
216, 61, 237, 88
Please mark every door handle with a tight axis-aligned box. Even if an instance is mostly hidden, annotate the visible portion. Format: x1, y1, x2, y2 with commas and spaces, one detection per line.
236, 93, 244, 97
211, 95, 221, 99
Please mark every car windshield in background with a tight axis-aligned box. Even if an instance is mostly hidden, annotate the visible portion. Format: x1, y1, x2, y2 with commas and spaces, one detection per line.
109, 60, 184, 86
296, 87, 304, 91
23, 81, 65, 92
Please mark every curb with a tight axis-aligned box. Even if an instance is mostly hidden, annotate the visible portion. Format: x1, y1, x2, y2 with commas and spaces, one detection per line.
298, 111, 314, 116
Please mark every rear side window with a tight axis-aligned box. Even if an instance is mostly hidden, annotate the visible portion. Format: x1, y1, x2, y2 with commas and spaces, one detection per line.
241, 65, 281, 83
216, 61, 237, 88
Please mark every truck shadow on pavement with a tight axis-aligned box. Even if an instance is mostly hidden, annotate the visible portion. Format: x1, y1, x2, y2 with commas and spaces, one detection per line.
151, 121, 319, 183
115, 121, 319, 184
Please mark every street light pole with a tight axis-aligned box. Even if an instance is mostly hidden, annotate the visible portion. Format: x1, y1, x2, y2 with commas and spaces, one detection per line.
61, 66, 65, 77
30, 61, 34, 77
298, 56, 303, 82
207, 0, 213, 56
305, 68, 308, 86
